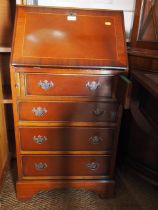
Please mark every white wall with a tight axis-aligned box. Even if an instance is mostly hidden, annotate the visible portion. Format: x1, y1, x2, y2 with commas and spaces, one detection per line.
17, 0, 136, 40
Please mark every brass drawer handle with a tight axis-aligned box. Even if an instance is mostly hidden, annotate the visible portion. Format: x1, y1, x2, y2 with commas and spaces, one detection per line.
92, 108, 105, 116
38, 80, 54, 90
87, 162, 99, 171
89, 136, 103, 144
86, 81, 101, 91
33, 135, 47, 144
35, 162, 47, 170
32, 107, 47, 116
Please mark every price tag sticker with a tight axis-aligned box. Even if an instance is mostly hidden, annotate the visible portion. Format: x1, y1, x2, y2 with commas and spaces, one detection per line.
67, 15, 77, 21
105, 22, 112, 26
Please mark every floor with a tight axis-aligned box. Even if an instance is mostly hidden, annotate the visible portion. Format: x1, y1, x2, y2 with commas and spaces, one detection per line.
0, 162, 157, 210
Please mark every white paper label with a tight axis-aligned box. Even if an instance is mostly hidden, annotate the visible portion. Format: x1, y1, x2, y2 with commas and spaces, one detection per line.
67, 15, 77, 21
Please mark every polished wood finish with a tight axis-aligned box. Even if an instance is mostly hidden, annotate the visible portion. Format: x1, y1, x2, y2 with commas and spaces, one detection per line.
21, 155, 111, 178
16, 180, 115, 201
137, 0, 158, 42
25, 74, 115, 98
11, 6, 129, 200
126, 54, 158, 185
128, 48, 158, 74
131, 0, 158, 50
116, 75, 132, 109
0, 0, 15, 47
126, 55, 158, 185
125, 0, 158, 186
132, 71, 158, 99
124, 71, 158, 185
18, 101, 118, 122
19, 127, 115, 152
11, 6, 128, 69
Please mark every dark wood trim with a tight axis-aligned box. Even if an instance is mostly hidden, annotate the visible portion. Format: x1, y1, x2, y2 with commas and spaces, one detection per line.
132, 71, 158, 99
128, 47, 158, 59
130, 0, 158, 50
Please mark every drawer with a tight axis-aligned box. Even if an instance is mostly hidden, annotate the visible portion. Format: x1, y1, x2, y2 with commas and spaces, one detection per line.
18, 101, 118, 122
19, 127, 115, 151
21, 155, 111, 177
24, 74, 115, 98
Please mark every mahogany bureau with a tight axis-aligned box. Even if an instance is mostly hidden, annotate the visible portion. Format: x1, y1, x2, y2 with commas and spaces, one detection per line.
10, 6, 129, 200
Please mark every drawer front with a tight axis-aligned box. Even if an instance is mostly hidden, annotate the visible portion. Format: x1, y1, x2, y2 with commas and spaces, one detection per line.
25, 74, 115, 98
19, 127, 115, 151
18, 101, 118, 122
22, 155, 111, 177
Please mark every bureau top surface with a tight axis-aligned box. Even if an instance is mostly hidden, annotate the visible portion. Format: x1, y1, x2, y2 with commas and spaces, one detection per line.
11, 6, 128, 69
